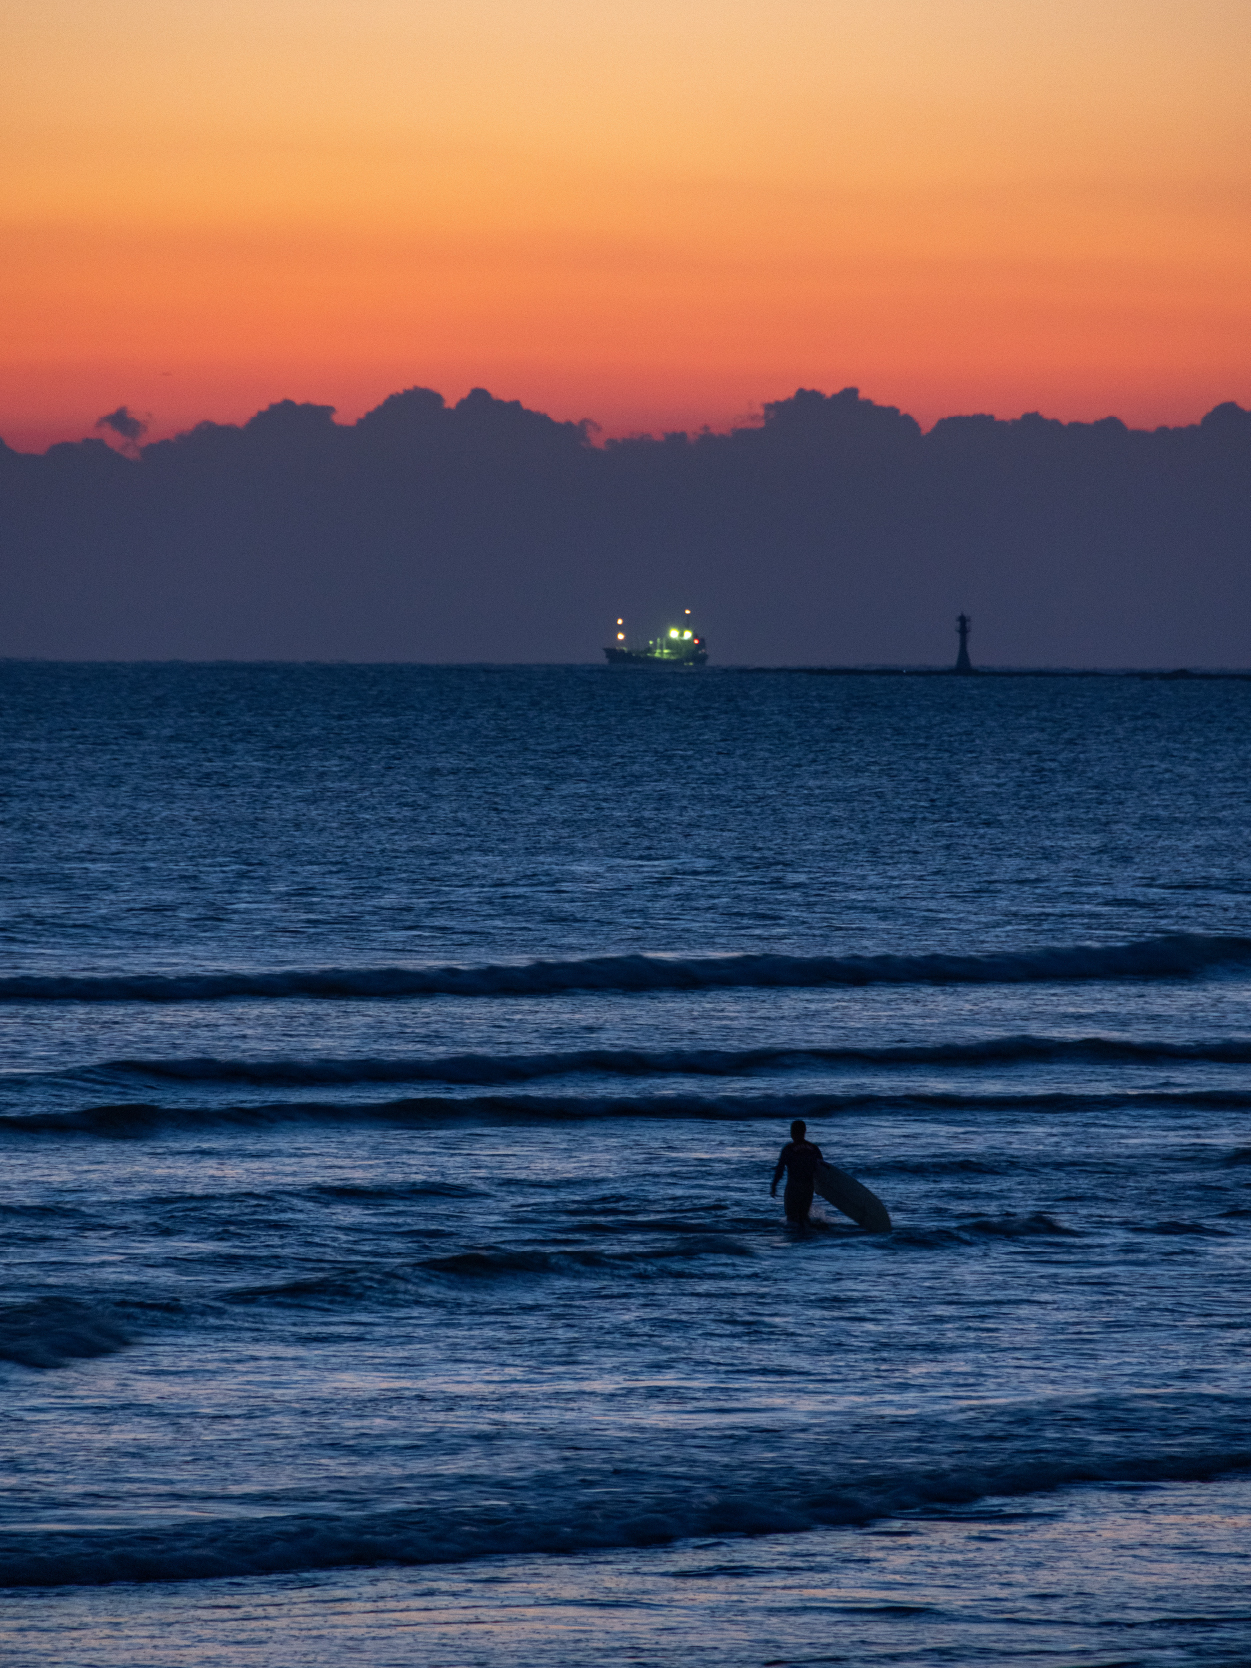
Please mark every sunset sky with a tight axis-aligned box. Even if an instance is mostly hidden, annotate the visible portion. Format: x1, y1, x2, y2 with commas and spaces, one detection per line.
4, 0, 1249, 451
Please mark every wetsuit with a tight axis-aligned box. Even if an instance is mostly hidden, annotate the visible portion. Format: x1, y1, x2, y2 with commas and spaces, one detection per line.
772, 1139, 824, 1224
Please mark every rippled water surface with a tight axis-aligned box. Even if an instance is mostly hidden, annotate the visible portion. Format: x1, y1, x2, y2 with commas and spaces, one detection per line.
1, 664, 1249, 1665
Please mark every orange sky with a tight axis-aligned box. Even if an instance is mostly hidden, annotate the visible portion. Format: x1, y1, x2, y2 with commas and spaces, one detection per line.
3, 0, 1249, 450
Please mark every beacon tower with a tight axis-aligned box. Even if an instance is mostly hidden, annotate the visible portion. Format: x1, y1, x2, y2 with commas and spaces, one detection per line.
954, 613, 973, 673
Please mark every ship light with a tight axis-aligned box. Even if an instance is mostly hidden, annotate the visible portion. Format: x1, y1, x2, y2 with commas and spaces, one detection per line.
669, 629, 679, 638
617, 633, 625, 640
683, 631, 692, 639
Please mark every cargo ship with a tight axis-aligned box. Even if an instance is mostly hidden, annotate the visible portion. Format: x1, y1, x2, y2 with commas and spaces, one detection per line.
603, 613, 708, 667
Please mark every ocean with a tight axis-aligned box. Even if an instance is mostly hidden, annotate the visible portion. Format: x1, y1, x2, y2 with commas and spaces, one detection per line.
1, 662, 1249, 1667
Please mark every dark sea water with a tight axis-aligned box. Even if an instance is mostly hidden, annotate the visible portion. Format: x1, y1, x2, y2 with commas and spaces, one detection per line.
2, 663, 1249, 1667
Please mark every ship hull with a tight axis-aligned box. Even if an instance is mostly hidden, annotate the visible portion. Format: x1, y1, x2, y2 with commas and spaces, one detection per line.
604, 646, 708, 667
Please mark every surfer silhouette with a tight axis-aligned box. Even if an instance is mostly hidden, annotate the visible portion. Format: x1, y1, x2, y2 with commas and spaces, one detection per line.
771, 1119, 824, 1225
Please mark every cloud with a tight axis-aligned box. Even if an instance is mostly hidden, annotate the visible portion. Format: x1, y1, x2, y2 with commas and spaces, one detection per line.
4, 386, 1249, 664
95, 406, 148, 445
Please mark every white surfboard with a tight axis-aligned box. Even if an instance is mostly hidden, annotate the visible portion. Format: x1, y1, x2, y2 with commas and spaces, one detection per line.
814, 1161, 892, 1232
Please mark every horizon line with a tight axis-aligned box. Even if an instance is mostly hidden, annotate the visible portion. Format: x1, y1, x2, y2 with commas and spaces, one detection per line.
2, 659, 1249, 678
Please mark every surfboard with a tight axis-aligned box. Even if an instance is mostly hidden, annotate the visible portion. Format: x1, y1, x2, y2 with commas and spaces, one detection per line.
813, 1162, 892, 1232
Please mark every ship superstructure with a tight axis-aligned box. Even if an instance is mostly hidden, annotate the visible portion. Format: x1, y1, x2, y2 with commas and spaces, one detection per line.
604, 612, 708, 666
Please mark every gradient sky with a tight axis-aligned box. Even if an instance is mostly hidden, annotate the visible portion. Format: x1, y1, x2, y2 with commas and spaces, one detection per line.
4, 0, 1249, 450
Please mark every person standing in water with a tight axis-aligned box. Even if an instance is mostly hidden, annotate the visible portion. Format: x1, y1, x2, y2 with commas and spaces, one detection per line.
771, 1119, 824, 1225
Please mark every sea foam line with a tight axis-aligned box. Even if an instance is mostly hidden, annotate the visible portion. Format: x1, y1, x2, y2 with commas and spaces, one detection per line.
1, 933, 1248, 1004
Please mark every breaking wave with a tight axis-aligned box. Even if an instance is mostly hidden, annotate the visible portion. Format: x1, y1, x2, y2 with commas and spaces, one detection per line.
954, 1212, 1083, 1238
2, 933, 1248, 1004
222, 1237, 757, 1307
6, 1086, 1251, 1138
51, 1030, 1251, 1090
0, 1391, 1245, 1586
0, 1297, 132, 1370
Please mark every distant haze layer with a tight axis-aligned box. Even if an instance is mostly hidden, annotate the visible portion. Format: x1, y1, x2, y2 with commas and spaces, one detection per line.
3, 1, 1250, 449
2, 386, 1248, 666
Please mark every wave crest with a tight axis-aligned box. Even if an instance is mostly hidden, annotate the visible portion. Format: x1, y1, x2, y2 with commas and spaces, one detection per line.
0, 1297, 131, 1370
1, 1396, 1245, 1585
2, 933, 1247, 1005
7, 1086, 1251, 1139
67, 1030, 1251, 1090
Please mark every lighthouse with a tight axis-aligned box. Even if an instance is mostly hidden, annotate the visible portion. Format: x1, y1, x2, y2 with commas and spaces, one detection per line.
954, 613, 973, 673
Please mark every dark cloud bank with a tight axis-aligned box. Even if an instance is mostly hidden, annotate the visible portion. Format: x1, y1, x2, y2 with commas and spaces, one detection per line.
2, 386, 1249, 664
